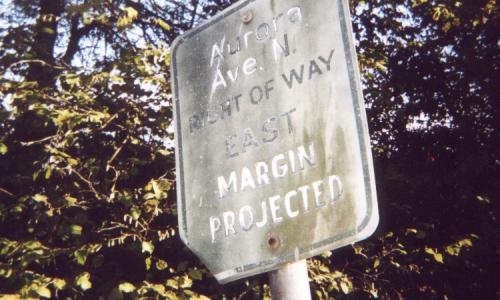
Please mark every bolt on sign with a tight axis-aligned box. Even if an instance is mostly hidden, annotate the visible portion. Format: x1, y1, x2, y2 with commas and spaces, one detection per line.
171, 0, 378, 284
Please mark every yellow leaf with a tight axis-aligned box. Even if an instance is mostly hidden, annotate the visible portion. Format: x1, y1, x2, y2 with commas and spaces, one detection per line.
340, 281, 350, 294
41, 27, 56, 35
155, 259, 168, 270
432, 8, 441, 21
32, 194, 48, 204
425, 247, 436, 255
156, 18, 171, 31
123, 7, 138, 19
70, 224, 83, 235
142, 241, 154, 254
425, 247, 444, 263
166, 279, 179, 289
0, 143, 7, 155
446, 245, 460, 256
459, 239, 472, 247
53, 278, 66, 290
179, 275, 192, 288
45, 167, 52, 180
64, 195, 78, 206
75, 272, 92, 291
67, 157, 78, 166
35, 286, 51, 298
118, 282, 136, 293
118, 7, 138, 28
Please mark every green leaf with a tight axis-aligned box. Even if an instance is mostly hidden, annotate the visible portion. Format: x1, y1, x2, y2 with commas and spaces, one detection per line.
67, 157, 78, 166
425, 247, 444, 263
123, 7, 138, 19
166, 279, 178, 289
458, 239, 472, 247
0, 295, 21, 300
41, 27, 56, 35
45, 167, 52, 180
155, 259, 168, 270
32, 194, 48, 204
145, 257, 152, 270
32, 169, 41, 181
188, 268, 203, 280
118, 282, 136, 293
434, 252, 444, 263
155, 18, 171, 31
131, 206, 141, 220
35, 286, 51, 298
373, 258, 380, 269
53, 278, 66, 290
158, 149, 171, 156
446, 245, 460, 256
74, 249, 88, 265
75, 272, 92, 291
0, 268, 13, 278
179, 275, 192, 288
151, 284, 166, 295
64, 195, 78, 206
340, 281, 350, 294
0, 143, 7, 155
142, 241, 154, 254
70, 224, 83, 236
118, 7, 138, 27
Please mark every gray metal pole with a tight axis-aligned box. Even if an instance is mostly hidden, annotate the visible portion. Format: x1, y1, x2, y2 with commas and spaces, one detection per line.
269, 260, 312, 300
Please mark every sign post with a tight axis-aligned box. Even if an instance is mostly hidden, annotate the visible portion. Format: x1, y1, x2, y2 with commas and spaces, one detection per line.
269, 260, 311, 300
171, 0, 378, 291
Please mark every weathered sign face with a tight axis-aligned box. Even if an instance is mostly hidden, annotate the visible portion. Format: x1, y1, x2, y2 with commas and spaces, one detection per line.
171, 0, 378, 283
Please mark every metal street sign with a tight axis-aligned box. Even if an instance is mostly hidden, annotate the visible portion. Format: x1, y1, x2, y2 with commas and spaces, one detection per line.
171, 0, 378, 284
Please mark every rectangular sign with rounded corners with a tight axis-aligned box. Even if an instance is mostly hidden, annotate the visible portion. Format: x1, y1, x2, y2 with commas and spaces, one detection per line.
171, 0, 378, 284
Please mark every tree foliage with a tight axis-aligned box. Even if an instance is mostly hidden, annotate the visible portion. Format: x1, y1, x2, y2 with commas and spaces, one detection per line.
0, 0, 498, 299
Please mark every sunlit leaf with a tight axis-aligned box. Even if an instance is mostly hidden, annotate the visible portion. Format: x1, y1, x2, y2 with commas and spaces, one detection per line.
32, 194, 48, 204
53, 279, 66, 290
118, 282, 136, 293
0, 143, 7, 155
166, 279, 179, 290
155, 18, 171, 31
155, 259, 168, 270
75, 272, 92, 291
35, 286, 51, 298
340, 281, 350, 294
70, 225, 83, 236
141, 241, 154, 254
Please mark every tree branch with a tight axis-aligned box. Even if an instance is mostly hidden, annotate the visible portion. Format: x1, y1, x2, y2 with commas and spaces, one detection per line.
0, 187, 14, 197
61, 17, 102, 65
27, 0, 65, 87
